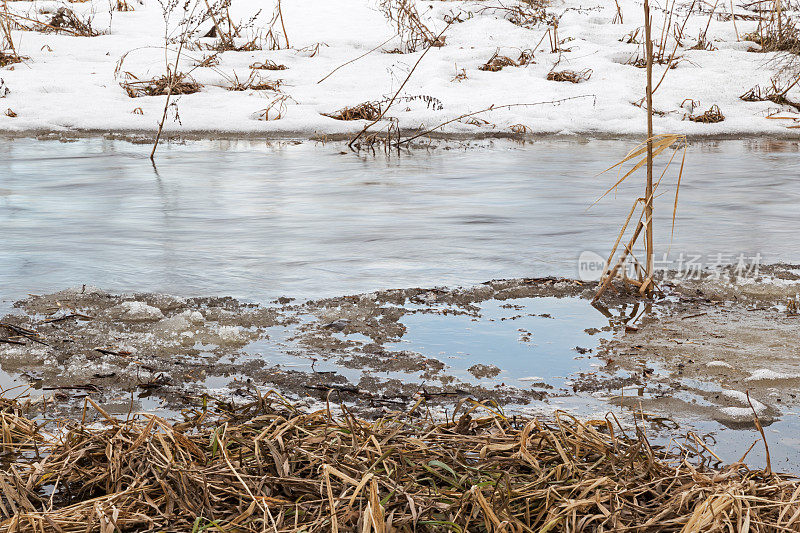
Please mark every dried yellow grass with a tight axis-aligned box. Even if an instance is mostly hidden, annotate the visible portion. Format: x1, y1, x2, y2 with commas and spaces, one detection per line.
0, 392, 798, 532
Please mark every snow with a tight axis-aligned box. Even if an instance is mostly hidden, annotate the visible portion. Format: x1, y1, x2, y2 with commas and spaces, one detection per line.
721, 389, 768, 413
746, 368, 800, 381
707, 360, 733, 368
1, 0, 799, 137
217, 324, 245, 343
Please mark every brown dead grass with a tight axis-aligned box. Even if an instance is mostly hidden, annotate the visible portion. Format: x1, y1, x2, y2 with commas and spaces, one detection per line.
120, 73, 202, 98
324, 101, 382, 121
478, 50, 535, 72
688, 104, 725, 123
227, 72, 281, 92
250, 59, 288, 71
0, 392, 798, 532
0, 51, 21, 67
547, 68, 593, 83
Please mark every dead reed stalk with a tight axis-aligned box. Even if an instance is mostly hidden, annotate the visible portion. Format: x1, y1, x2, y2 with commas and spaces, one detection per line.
594, 1, 687, 301
0, 392, 798, 532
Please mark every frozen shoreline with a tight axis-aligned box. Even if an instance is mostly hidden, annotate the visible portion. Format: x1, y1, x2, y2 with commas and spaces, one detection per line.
1, 0, 800, 139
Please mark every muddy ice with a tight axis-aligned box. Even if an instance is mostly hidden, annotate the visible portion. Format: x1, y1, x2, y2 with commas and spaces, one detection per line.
1, 265, 799, 427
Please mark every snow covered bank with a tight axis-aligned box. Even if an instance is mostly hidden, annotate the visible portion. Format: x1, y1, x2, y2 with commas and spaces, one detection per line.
0, 0, 798, 138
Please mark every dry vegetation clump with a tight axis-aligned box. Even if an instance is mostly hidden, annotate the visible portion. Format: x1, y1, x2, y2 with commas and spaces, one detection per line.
478, 50, 534, 72
46, 7, 100, 36
324, 101, 383, 121
113, 0, 134, 12
255, 94, 289, 120
378, 0, 443, 53
688, 103, 725, 122
744, 16, 800, 54
227, 72, 281, 91
0, 50, 21, 67
250, 59, 287, 70
193, 53, 219, 68
0, 393, 799, 531
196, 0, 264, 52
120, 73, 202, 98
547, 68, 592, 83
740, 75, 800, 110
485, 0, 550, 28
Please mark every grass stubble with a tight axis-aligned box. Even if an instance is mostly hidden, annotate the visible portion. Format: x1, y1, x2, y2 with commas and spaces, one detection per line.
0, 390, 797, 532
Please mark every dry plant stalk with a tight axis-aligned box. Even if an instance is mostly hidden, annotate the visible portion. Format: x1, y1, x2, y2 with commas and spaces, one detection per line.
378, 0, 442, 53
325, 101, 382, 121
688, 103, 725, 122
0, 392, 797, 531
0, 0, 22, 66
250, 59, 286, 71
594, 0, 688, 301
256, 94, 288, 120
546, 68, 592, 83
226, 70, 281, 91
121, 73, 201, 98
478, 50, 534, 72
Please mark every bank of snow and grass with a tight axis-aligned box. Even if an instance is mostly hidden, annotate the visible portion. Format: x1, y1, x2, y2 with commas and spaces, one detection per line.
0, 0, 799, 138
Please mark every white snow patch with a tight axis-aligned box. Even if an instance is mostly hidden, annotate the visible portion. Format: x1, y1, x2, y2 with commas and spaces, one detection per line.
707, 360, 732, 368
0, 0, 797, 137
746, 368, 800, 381
217, 325, 245, 342
720, 389, 768, 413
111, 301, 164, 321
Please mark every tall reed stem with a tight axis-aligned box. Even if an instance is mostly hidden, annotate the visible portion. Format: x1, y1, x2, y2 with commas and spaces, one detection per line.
644, 0, 655, 295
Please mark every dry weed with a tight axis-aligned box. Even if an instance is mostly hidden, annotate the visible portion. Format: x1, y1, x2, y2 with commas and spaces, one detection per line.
250, 59, 287, 70
255, 94, 289, 121
687, 104, 725, 122
121, 73, 202, 98
479, 50, 534, 72
0, 393, 797, 531
547, 68, 592, 83
378, 0, 443, 53
226, 71, 281, 91
0, 50, 21, 67
325, 101, 382, 121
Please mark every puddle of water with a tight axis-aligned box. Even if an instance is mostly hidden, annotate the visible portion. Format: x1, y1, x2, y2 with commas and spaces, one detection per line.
387, 297, 611, 389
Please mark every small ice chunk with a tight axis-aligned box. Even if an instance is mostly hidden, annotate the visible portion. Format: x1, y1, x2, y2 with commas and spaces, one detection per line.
707, 361, 732, 368
109, 301, 164, 321
721, 390, 767, 412
746, 368, 799, 381
218, 325, 244, 342
719, 406, 760, 420
518, 376, 543, 382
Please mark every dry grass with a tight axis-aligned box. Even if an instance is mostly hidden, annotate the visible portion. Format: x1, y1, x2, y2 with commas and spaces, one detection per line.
688, 104, 725, 123
325, 101, 382, 121
0, 393, 799, 531
378, 0, 443, 53
250, 59, 287, 71
478, 50, 535, 72
547, 68, 592, 83
0, 50, 21, 67
45, 7, 99, 36
740, 75, 800, 111
255, 94, 289, 121
226, 71, 281, 92
120, 73, 202, 98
